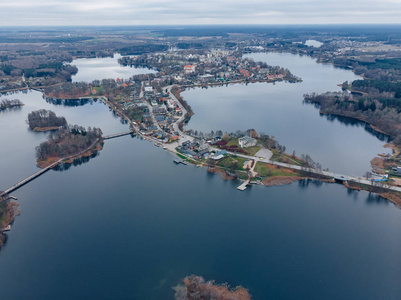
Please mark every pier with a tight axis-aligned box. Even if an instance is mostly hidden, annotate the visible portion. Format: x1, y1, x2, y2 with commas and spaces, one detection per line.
0, 225, 11, 232
237, 179, 250, 191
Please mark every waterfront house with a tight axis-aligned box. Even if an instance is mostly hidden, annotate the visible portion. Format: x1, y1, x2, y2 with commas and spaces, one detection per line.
212, 150, 227, 160
239, 136, 257, 148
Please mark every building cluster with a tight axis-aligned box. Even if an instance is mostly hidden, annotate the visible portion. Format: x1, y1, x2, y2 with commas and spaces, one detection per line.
121, 49, 295, 88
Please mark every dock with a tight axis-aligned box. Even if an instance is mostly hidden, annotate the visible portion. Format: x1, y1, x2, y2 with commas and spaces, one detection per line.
237, 179, 250, 191
173, 158, 187, 165
0, 225, 11, 232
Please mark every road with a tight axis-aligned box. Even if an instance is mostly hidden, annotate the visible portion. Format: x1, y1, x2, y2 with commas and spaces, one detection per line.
102, 89, 401, 194
218, 149, 401, 192
166, 85, 193, 143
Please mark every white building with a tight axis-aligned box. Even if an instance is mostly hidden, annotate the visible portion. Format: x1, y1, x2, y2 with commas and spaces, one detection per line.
238, 136, 257, 148
184, 65, 196, 73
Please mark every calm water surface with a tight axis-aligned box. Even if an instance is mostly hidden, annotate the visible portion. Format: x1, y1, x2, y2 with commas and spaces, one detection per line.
0, 55, 400, 300
305, 40, 323, 47
0, 90, 127, 188
71, 53, 157, 83
182, 52, 391, 175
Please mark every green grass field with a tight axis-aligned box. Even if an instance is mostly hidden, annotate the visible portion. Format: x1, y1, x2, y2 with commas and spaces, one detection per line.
254, 162, 299, 178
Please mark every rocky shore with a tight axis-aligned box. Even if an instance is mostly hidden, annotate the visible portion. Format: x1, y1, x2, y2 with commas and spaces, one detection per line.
0, 198, 20, 249
174, 275, 251, 300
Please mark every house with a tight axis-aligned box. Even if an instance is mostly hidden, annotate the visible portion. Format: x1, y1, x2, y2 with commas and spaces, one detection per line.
238, 136, 257, 148
154, 130, 165, 139
184, 65, 196, 73
181, 148, 197, 157
147, 126, 158, 132
194, 149, 209, 159
144, 86, 153, 93
212, 150, 227, 160
169, 135, 179, 143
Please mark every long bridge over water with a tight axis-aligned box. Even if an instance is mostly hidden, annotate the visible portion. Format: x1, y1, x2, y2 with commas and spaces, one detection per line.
0, 131, 134, 198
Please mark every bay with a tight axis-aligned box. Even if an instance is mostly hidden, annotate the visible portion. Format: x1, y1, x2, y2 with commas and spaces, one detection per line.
182, 52, 391, 175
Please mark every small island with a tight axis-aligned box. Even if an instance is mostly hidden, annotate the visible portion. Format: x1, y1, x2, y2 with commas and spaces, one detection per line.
0, 99, 23, 111
35, 125, 103, 168
174, 275, 251, 300
27, 109, 67, 131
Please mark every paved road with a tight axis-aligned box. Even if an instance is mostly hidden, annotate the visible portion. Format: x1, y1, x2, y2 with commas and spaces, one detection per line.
221, 150, 401, 192
255, 147, 273, 160
166, 85, 192, 143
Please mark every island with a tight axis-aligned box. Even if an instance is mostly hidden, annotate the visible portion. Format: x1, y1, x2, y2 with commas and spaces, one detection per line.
35, 125, 103, 168
27, 109, 67, 131
0, 99, 23, 111
174, 275, 251, 300
3, 25, 401, 254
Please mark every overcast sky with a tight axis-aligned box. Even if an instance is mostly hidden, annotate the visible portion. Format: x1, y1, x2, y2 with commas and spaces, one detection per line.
1, 0, 401, 26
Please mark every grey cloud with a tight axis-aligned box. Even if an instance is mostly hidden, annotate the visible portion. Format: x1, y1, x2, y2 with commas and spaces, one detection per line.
1, 0, 401, 26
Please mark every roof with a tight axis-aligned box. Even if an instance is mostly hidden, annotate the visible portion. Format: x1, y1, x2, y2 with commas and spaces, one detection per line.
239, 136, 256, 143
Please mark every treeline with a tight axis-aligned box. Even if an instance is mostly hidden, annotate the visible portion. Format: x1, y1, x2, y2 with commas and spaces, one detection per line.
27, 109, 67, 130
36, 125, 103, 161
0, 98, 23, 111
352, 79, 401, 98
333, 57, 401, 82
304, 92, 401, 143
118, 44, 168, 55
0, 51, 77, 80
44, 82, 90, 99
171, 86, 194, 131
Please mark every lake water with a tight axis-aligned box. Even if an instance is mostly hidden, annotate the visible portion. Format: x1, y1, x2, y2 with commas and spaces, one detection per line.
182, 52, 391, 175
305, 39, 323, 47
0, 90, 127, 188
0, 55, 400, 300
71, 53, 157, 83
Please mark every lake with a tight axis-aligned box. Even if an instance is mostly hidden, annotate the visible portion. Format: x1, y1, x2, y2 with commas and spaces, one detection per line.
0, 54, 400, 300
305, 39, 323, 47
182, 52, 391, 175
71, 53, 157, 83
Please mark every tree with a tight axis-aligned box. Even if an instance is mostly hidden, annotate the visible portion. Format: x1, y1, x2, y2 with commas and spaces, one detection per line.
206, 157, 216, 167
229, 161, 238, 174
364, 171, 372, 179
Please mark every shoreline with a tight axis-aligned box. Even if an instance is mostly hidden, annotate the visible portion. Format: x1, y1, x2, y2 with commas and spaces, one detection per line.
33, 126, 60, 132
0, 200, 20, 248
36, 139, 103, 169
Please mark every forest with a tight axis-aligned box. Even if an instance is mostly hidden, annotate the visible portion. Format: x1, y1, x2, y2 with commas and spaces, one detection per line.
35, 125, 103, 162
27, 109, 67, 130
304, 91, 401, 143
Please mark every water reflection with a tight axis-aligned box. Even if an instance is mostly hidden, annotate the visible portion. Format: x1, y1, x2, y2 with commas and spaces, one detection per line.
365, 192, 389, 206
0, 106, 23, 114
319, 113, 391, 142
298, 178, 324, 188
44, 97, 94, 107
53, 152, 100, 172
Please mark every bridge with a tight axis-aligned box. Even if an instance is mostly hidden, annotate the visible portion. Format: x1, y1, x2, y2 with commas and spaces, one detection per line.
0, 131, 137, 198
0, 159, 61, 197
103, 131, 133, 140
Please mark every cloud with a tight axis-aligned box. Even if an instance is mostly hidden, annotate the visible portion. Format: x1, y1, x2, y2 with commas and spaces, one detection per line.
1, 0, 401, 26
